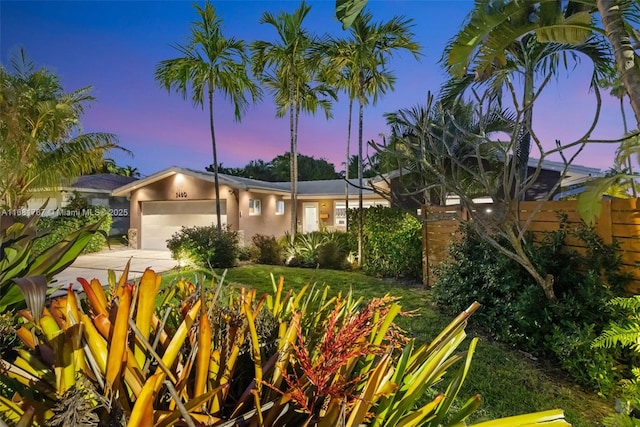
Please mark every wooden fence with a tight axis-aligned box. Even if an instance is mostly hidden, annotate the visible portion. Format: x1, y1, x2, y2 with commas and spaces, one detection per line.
422, 198, 640, 293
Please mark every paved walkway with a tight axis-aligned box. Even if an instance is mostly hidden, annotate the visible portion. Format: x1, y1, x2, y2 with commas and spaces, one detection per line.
52, 248, 177, 294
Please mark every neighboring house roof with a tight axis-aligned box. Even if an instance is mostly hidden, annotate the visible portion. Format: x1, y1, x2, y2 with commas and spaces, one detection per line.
370, 159, 602, 187
68, 174, 139, 192
32, 174, 139, 195
111, 166, 380, 198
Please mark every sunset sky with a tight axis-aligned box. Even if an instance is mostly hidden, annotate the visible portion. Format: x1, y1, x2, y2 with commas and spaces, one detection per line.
1, 0, 630, 177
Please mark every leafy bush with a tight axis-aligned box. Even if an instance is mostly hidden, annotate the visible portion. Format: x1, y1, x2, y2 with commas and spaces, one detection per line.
432, 222, 630, 393
348, 206, 422, 279
285, 231, 350, 269
167, 225, 239, 269
252, 234, 284, 265
237, 245, 258, 262
593, 296, 640, 425
1, 267, 571, 426
33, 207, 111, 256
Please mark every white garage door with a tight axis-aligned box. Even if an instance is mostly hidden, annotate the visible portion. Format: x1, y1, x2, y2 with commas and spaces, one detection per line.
141, 200, 226, 250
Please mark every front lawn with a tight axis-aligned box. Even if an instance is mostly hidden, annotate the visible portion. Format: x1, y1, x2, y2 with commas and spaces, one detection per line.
161, 264, 612, 426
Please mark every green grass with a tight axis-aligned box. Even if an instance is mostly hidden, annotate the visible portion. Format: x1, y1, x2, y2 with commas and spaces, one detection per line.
160, 264, 612, 426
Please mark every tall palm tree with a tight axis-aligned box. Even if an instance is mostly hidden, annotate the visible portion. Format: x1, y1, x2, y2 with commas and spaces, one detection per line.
252, 1, 334, 241
155, 1, 261, 231
0, 51, 122, 210
444, 27, 611, 198
325, 11, 421, 265
597, 0, 640, 126
600, 67, 637, 196
443, 0, 640, 144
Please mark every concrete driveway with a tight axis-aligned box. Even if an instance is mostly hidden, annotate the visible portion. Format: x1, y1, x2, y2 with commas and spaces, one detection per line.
52, 248, 177, 293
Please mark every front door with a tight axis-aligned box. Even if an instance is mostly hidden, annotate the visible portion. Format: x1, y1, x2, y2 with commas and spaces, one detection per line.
302, 203, 319, 233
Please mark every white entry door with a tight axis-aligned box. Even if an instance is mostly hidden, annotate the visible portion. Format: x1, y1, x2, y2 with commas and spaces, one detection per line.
302, 203, 319, 233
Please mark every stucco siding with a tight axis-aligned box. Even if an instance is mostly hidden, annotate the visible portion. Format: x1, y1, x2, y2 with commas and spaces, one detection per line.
238, 191, 290, 245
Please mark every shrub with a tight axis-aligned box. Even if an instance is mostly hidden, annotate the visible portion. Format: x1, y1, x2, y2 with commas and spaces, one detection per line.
593, 296, 640, 425
285, 231, 350, 269
33, 207, 111, 255
237, 245, 258, 262
252, 234, 284, 265
348, 206, 422, 279
432, 221, 630, 392
316, 232, 350, 270
167, 225, 239, 269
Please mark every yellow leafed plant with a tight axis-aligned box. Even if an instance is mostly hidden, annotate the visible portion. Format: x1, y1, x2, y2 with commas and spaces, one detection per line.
0, 267, 570, 426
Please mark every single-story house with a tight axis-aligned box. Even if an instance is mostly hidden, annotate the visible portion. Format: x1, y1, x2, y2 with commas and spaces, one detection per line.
370, 157, 603, 207
27, 174, 138, 236
111, 166, 389, 250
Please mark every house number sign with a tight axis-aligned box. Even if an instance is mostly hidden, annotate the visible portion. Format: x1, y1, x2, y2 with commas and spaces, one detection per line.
175, 188, 188, 199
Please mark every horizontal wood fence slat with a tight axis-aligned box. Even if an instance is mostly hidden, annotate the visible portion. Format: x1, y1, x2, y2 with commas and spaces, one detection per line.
422, 198, 640, 293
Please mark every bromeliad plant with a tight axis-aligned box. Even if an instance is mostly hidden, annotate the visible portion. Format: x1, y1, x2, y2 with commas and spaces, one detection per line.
0, 214, 106, 312
1, 266, 570, 426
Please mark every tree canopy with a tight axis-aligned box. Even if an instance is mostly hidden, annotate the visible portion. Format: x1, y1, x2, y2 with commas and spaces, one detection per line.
207, 152, 339, 181
0, 50, 123, 210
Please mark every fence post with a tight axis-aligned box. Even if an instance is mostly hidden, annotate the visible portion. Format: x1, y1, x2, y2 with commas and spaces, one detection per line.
596, 198, 613, 245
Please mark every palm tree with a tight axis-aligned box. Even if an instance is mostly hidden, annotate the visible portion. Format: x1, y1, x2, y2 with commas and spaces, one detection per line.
155, 1, 261, 231
444, 28, 611, 199
443, 0, 640, 146
251, 1, 334, 241
325, 11, 421, 265
600, 67, 637, 196
0, 51, 122, 210
597, 0, 640, 126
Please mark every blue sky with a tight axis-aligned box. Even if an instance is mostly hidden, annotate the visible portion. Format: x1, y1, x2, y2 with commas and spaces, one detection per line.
1, 0, 629, 176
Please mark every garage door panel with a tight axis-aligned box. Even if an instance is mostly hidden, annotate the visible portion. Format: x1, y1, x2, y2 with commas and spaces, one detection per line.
140, 201, 227, 250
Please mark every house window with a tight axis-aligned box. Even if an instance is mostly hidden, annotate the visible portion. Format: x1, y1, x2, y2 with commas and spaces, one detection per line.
334, 201, 347, 226
275, 200, 285, 215
334, 200, 390, 226
249, 199, 261, 216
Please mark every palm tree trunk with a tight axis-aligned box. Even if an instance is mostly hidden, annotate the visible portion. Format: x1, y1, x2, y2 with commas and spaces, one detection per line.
598, 0, 640, 127
620, 96, 637, 196
209, 89, 222, 232
289, 79, 297, 243
357, 96, 364, 268
345, 97, 354, 231
517, 70, 534, 201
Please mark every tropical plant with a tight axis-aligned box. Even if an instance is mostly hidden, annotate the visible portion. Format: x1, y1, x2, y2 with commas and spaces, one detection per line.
379, 93, 514, 207
33, 205, 112, 256
599, 65, 639, 197
285, 231, 351, 269
166, 225, 239, 269
593, 295, 640, 426
0, 50, 123, 210
252, 234, 285, 265
92, 158, 141, 178
155, 1, 261, 232
252, 1, 335, 242
324, 11, 421, 266
433, 220, 632, 394
0, 214, 106, 312
443, 4, 611, 192
0, 266, 571, 426
597, 0, 640, 127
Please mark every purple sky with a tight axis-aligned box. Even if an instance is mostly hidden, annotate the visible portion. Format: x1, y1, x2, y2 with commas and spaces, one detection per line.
1, 1, 630, 177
